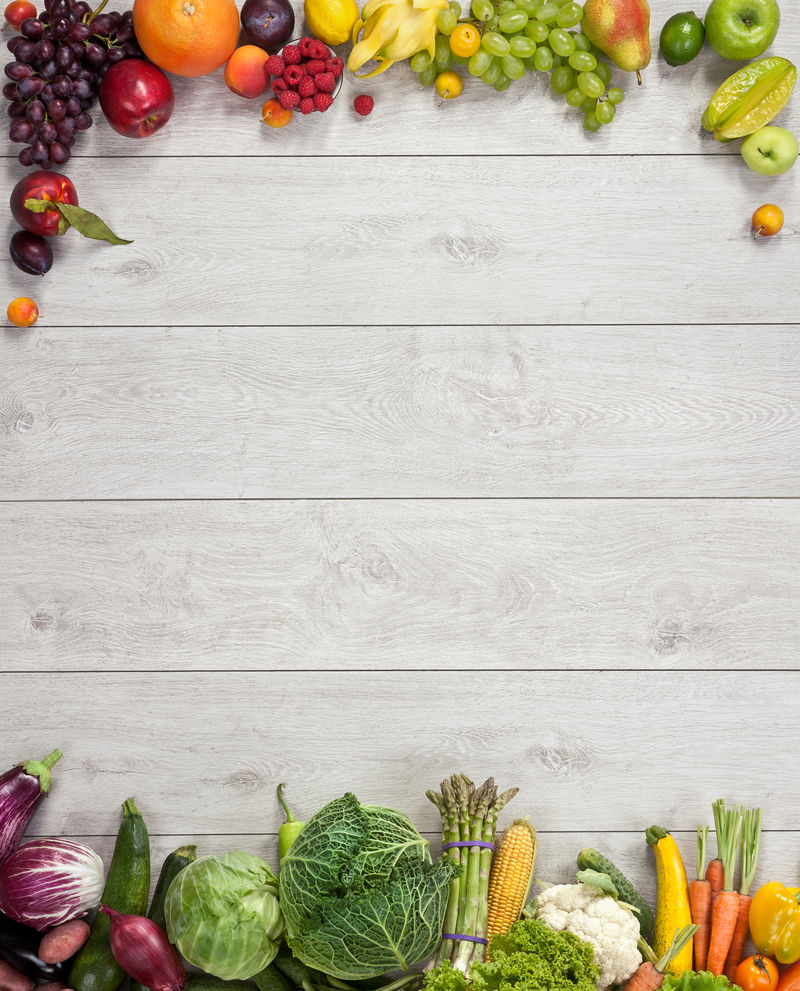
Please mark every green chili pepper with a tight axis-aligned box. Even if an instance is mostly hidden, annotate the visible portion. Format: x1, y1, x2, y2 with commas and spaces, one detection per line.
277, 783, 304, 861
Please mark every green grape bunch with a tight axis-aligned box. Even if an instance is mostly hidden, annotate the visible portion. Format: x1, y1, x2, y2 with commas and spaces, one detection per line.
409, 0, 627, 130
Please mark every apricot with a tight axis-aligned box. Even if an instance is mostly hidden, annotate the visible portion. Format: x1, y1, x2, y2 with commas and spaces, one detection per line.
261, 97, 292, 127
7, 297, 39, 327
225, 45, 271, 99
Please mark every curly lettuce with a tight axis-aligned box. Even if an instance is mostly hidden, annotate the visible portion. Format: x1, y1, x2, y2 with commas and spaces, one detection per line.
662, 973, 743, 991
424, 919, 599, 991
279, 792, 460, 979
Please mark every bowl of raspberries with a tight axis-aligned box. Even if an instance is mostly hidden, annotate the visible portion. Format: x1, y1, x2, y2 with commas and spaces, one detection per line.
266, 36, 344, 115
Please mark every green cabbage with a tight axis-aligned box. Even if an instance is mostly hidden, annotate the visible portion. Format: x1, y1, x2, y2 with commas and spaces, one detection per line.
164, 850, 284, 980
279, 792, 460, 980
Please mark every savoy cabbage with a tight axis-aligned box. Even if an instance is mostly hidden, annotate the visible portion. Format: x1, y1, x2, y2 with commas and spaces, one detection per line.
279, 792, 459, 980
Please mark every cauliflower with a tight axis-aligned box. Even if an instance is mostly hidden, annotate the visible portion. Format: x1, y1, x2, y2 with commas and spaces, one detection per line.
535, 883, 642, 991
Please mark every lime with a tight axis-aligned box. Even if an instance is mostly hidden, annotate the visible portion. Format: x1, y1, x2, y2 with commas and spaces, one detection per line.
659, 11, 705, 67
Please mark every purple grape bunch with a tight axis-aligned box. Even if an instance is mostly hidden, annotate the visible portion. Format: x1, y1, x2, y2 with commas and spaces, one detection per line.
4, 0, 144, 169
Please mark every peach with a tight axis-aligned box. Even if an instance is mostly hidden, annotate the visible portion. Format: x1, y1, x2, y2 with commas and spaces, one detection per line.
225, 44, 271, 99
7, 297, 39, 328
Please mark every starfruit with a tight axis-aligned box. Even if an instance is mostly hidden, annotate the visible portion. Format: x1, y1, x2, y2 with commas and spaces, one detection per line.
702, 56, 797, 142
347, 0, 448, 77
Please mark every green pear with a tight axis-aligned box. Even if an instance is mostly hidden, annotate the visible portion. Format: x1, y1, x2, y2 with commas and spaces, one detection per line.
582, 0, 651, 83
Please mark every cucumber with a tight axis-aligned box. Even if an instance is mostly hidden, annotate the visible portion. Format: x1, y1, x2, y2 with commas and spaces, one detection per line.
131, 844, 197, 991
149, 844, 197, 931
188, 977, 257, 991
576, 847, 654, 937
70, 797, 151, 991
252, 965, 292, 991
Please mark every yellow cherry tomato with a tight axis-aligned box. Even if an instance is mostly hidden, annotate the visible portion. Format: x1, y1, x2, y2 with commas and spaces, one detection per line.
752, 204, 784, 238
7, 297, 39, 328
449, 22, 480, 57
435, 69, 462, 100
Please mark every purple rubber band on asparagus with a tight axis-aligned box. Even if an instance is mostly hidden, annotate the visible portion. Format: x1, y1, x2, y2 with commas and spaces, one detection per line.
441, 840, 496, 850
441, 934, 489, 945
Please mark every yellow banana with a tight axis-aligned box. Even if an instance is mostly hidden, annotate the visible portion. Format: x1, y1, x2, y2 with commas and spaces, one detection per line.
702, 56, 796, 141
347, 0, 447, 77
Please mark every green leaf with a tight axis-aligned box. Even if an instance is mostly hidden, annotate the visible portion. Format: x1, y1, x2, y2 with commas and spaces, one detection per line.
54, 201, 133, 245
575, 869, 619, 898
24, 197, 51, 213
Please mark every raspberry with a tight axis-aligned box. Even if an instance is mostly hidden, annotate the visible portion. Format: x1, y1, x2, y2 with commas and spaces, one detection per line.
326, 56, 344, 78
310, 39, 328, 59
283, 64, 305, 86
298, 75, 317, 97
298, 36, 316, 56
271, 77, 288, 93
315, 71, 335, 93
304, 59, 326, 76
299, 96, 315, 115
353, 94, 374, 116
282, 44, 301, 65
279, 89, 300, 109
313, 91, 333, 112
265, 54, 285, 76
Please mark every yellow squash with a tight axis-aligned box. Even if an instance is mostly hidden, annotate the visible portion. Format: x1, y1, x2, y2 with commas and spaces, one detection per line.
646, 825, 693, 976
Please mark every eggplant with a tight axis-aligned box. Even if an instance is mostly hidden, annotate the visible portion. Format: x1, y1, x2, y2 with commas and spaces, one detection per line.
0, 749, 62, 864
0, 912, 72, 982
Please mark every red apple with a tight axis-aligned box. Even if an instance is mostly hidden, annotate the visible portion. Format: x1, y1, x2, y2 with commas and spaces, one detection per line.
99, 59, 175, 138
10, 170, 78, 237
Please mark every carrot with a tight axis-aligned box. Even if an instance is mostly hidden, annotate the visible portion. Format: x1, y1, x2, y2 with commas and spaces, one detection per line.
624, 961, 664, 991
691, 825, 713, 971
708, 891, 741, 975
707, 800, 744, 977
724, 808, 763, 981
625, 927, 698, 991
706, 859, 725, 896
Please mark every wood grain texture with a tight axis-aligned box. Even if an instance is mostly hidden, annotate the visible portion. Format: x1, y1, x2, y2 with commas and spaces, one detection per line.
1, 500, 797, 670
2, 156, 799, 327
4, 669, 800, 833
2, 2, 797, 157
3, 326, 800, 499
39, 832, 800, 909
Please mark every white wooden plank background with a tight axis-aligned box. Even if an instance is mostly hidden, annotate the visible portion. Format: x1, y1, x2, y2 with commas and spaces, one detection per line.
1, 500, 798, 670
2, 0, 799, 906
3, 326, 800, 499
3, 157, 799, 327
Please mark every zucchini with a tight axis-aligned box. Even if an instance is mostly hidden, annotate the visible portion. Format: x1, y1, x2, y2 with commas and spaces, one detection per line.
70, 797, 151, 991
148, 844, 197, 931
576, 847, 654, 937
188, 977, 257, 991
131, 844, 197, 991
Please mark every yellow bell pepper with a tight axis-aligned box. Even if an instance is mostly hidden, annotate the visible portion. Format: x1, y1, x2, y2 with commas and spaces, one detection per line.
749, 882, 800, 964
347, 0, 448, 77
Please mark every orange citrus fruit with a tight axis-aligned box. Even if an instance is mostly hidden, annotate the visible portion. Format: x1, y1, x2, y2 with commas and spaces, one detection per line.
133, 0, 240, 77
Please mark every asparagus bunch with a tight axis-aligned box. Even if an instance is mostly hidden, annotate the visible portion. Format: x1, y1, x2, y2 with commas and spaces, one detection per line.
427, 774, 518, 974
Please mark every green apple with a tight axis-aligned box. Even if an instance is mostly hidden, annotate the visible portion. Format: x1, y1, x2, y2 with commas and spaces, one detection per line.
705, 0, 780, 60
741, 125, 798, 175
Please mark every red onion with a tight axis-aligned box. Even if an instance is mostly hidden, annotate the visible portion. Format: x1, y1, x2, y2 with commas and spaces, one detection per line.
0, 751, 62, 865
101, 906, 187, 991
0, 839, 104, 931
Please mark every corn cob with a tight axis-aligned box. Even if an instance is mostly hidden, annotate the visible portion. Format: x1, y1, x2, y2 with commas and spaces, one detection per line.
486, 818, 538, 941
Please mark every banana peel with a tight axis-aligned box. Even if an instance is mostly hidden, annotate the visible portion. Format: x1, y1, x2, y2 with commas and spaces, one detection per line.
702, 56, 796, 141
348, 0, 448, 77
